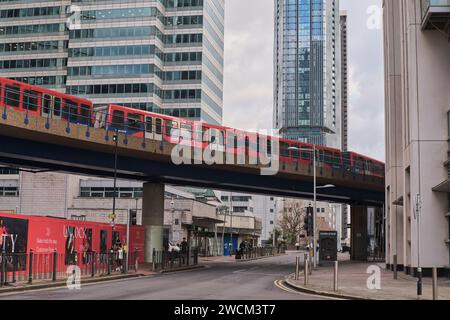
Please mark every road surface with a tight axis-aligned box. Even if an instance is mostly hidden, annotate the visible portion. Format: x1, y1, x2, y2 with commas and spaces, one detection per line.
0, 253, 329, 300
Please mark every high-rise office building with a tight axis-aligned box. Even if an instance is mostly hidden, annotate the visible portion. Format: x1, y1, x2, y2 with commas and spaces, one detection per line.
384, 0, 450, 275
274, 0, 341, 146
339, 11, 349, 243
0, 0, 224, 125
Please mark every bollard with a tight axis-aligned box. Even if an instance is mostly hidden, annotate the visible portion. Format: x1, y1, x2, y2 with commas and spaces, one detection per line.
308, 255, 312, 275
417, 267, 423, 298
91, 252, 96, 277
393, 254, 398, 280
333, 261, 338, 292
0, 251, 4, 287
152, 248, 156, 271
432, 267, 438, 300
28, 250, 33, 284
12, 253, 16, 283
294, 256, 300, 280
108, 249, 113, 275
134, 249, 139, 272
304, 256, 309, 286
52, 250, 57, 282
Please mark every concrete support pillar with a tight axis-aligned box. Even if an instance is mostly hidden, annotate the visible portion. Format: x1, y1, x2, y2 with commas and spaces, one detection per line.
350, 205, 368, 261
142, 182, 165, 263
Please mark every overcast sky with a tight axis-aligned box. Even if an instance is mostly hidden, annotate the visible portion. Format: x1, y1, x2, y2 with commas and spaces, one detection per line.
223, 0, 385, 161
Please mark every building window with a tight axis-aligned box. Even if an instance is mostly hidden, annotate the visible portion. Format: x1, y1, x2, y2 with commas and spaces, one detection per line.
0, 187, 19, 197
80, 187, 143, 198
0, 167, 19, 175
270, 221, 274, 225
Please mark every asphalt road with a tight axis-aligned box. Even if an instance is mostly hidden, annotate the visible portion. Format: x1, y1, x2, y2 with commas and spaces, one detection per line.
0, 253, 328, 300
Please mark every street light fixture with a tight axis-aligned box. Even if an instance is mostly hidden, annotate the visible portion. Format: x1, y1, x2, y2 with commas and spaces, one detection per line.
288, 146, 334, 268
111, 130, 118, 250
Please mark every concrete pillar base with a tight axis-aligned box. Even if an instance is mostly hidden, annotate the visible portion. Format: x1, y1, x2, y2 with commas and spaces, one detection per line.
142, 183, 165, 263
144, 225, 164, 263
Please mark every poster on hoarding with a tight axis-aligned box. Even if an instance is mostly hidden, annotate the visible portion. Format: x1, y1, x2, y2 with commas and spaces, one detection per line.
82, 228, 92, 264
64, 226, 76, 265
0, 216, 28, 271
100, 230, 108, 263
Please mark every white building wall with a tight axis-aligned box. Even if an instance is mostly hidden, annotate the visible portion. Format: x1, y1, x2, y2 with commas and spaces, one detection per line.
384, 0, 450, 271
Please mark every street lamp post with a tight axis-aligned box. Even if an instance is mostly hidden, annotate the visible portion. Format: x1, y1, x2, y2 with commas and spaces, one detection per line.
111, 130, 118, 250
288, 146, 334, 269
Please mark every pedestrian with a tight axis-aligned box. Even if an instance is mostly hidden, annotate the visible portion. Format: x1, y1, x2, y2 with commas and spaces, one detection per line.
115, 238, 123, 271
180, 238, 188, 263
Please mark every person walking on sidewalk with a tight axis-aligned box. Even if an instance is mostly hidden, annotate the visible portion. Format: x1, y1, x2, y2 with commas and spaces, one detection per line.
181, 238, 188, 264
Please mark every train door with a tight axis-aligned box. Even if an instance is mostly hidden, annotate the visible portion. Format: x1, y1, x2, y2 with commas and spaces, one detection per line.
53, 97, 62, 119
145, 116, 154, 140
154, 117, 163, 141
41, 94, 52, 118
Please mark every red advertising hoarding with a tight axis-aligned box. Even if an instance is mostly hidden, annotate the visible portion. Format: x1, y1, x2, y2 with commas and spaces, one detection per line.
0, 212, 145, 265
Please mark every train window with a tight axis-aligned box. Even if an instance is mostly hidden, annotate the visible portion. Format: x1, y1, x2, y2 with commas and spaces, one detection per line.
62, 99, 78, 122
181, 122, 193, 137
4, 85, 20, 108
202, 126, 208, 142
145, 117, 153, 133
324, 151, 332, 164
23, 90, 39, 112
155, 118, 162, 135
219, 130, 225, 145
166, 120, 178, 137
173, 121, 179, 138
79, 104, 91, 125
280, 142, 289, 157
111, 110, 125, 130
54, 97, 61, 116
301, 149, 311, 160
127, 113, 142, 131
42, 95, 51, 115
267, 139, 272, 155
291, 146, 300, 159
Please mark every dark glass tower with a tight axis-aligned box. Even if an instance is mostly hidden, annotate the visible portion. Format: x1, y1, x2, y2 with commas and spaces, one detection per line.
274, 0, 341, 147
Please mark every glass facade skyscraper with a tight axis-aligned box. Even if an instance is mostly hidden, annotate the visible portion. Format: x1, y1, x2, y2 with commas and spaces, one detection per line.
274, 0, 341, 147
0, 0, 224, 125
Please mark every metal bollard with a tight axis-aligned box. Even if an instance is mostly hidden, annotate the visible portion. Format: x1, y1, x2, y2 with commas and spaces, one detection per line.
432, 267, 438, 300
294, 256, 300, 280
91, 252, 96, 277
304, 256, 309, 286
0, 251, 4, 287
309, 255, 312, 275
52, 250, 57, 282
333, 261, 338, 292
393, 254, 398, 280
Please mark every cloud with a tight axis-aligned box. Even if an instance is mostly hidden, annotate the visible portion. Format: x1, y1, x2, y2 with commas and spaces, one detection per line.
223, 0, 385, 161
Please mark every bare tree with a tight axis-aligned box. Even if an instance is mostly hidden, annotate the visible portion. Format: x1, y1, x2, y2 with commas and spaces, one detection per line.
278, 199, 306, 245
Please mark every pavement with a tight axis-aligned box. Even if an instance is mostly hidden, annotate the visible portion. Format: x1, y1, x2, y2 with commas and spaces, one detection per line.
286, 253, 450, 300
0, 253, 329, 300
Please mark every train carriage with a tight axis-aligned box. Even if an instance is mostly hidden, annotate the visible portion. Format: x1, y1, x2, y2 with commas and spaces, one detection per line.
0, 77, 385, 179
0, 77, 94, 125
